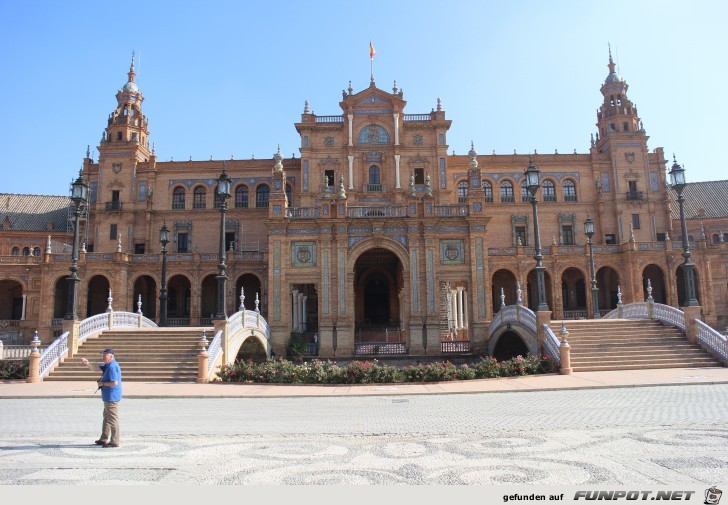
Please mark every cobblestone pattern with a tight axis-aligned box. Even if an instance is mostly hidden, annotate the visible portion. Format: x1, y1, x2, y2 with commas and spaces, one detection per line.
1, 385, 727, 484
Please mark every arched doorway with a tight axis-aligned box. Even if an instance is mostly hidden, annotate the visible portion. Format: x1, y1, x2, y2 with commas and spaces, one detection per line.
643, 264, 667, 304
492, 331, 529, 361
132, 275, 157, 319
526, 270, 553, 312
354, 248, 403, 342
86, 275, 110, 317
676, 265, 701, 307
200, 274, 217, 323
53, 277, 70, 319
236, 273, 262, 311
561, 267, 587, 318
167, 275, 191, 325
0, 280, 23, 320
492, 269, 518, 312
596, 266, 620, 313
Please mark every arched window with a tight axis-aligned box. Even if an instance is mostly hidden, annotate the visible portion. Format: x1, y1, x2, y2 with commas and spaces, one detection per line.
483, 180, 493, 203
193, 187, 206, 209
172, 187, 186, 209
286, 184, 293, 206
724, 233, 728, 243
33, 247, 41, 256
357, 124, 390, 145
256, 184, 270, 208
235, 185, 249, 208
542, 180, 556, 202
500, 181, 514, 203
521, 182, 530, 202
23, 247, 30, 256
368, 165, 381, 190
713, 233, 720, 243
457, 181, 468, 203
213, 186, 223, 209
11, 246, 19, 256
563, 180, 577, 202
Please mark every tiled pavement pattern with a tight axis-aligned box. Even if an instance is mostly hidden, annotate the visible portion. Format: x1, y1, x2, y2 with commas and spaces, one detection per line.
1, 384, 727, 485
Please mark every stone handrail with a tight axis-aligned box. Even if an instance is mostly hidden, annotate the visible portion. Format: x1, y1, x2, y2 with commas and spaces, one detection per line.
542, 324, 561, 367
695, 319, 728, 365
488, 304, 537, 337
603, 302, 685, 331
111, 312, 156, 329
78, 313, 113, 344
1, 345, 47, 359
207, 329, 223, 378
39, 332, 69, 379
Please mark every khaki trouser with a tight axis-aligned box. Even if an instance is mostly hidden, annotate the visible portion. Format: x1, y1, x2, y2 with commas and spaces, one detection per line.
101, 401, 120, 445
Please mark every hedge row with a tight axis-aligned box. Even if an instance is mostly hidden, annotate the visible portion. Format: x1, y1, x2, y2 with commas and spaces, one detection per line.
218, 355, 555, 384
0, 359, 29, 380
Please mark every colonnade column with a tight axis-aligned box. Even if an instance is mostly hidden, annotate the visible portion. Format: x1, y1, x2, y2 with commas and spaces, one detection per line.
347, 115, 354, 146
291, 290, 309, 332
457, 287, 465, 329
394, 154, 401, 189
302, 295, 307, 331
348, 155, 354, 190
393, 113, 400, 145
291, 289, 298, 331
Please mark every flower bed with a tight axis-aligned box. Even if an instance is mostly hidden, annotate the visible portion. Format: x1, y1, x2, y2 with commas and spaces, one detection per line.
0, 358, 29, 380
218, 355, 554, 384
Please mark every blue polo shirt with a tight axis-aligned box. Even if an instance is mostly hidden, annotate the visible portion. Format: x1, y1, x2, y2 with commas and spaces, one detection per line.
99, 359, 122, 402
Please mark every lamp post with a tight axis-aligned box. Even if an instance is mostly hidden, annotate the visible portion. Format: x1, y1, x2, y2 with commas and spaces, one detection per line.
65, 170, 88, 320
215, 162, 232, 320
159, 221, 170, 326
669, 156, 699, 306
524, 157, 549, 311
584, 215, 599, 318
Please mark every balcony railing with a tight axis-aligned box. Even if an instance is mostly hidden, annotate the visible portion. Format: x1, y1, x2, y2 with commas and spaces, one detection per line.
434, 205, 468, 217
193, 202, 206, 209
172, 202, 185, 209
348, 206, 407, 218
167, 318, 190, 326
501, 195, 515, 203
543, 194, 557, 202
354, 342, 407, 355
363, 184, 385, 192
403, 114, 432, 121
441, 340, 471, 353
564, 194, 578, 202
105, 201, 123, 211
315, 115, 344, 123
563, 310, 588, 319
626, 191, 644, 201
287, 207, 321, 219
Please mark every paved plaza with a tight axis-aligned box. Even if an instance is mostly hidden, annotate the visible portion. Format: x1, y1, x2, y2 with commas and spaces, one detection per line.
1, 381, 728, 485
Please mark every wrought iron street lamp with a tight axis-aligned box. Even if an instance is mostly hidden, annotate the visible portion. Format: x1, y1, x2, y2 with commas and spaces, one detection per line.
669, 156, 699, 306
215, 162, 232, 320
584, 215, 599, 318
159, 221, 170, 326
524, 157, 549, 311
65, 170, 88, 320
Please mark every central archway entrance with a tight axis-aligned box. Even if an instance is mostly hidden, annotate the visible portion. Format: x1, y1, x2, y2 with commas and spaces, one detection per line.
354, 248, 403, 342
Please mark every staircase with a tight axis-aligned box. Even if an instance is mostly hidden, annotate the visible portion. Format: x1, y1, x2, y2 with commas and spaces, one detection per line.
558, 319, 723, 372
46, 328, 211, 382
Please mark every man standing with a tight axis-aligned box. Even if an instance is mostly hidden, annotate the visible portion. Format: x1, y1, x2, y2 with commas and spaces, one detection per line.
81, 348, 122, 448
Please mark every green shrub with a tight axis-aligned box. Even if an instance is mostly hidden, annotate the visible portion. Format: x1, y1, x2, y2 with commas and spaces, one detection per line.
0, 359, 29, 380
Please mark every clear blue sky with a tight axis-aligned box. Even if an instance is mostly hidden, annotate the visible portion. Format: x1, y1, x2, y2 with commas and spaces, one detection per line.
1, 0, 725, 196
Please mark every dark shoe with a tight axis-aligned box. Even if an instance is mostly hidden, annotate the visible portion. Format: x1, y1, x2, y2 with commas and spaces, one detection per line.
94, 439, 108, 445
102, 442, 119, 448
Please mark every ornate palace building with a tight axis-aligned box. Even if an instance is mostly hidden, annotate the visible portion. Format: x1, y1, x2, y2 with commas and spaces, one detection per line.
1, 53, 727, 358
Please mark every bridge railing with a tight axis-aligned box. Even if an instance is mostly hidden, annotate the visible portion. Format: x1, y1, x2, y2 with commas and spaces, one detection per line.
542, 324, 561, 367
695, 320, 728, 366
207, 329, 224, 378
603, 302, 685, 330
488, 304, 537, 337
39, 332, 68, 379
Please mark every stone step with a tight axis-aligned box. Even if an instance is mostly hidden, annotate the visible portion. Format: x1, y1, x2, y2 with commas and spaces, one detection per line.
571, 362, 722, 372
46, 374, 198, 382
571, 348, 708, 357
571, 356, 721, 366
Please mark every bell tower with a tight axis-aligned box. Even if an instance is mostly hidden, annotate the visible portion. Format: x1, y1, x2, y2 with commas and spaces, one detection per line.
593, 46, 644, 152
99, 53, 151, 156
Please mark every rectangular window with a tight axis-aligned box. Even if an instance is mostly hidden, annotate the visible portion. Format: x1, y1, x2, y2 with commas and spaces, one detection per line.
438, 133, 445, 145
324, 170, 334, 186
177, 232, 189, 253
110, 224, 117, 240
225, 232, 236, 252
656, 233, 666, 242
515, 226, 527, 246
303, 136, 309, 148
414, 168, 425, 185
562, 225, 574, 245
632, 214, 641, 230
87, 243, 94, 253
134, 243, 145, 254
605, 234, 616, 245
111, 190, 120, 202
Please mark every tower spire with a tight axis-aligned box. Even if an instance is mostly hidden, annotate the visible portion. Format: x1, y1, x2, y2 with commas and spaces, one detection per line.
128, 51, 136, 83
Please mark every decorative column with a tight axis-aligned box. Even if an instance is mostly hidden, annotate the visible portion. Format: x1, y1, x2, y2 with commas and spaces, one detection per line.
393, 113, 400, 145
394, 154, 401, 189
291, 289, 298, 330
450, 288, 457, 330
348, 155, 354, 190
457, 287, 464, 329
302, 295, 308, 331
347, 114, 354, 146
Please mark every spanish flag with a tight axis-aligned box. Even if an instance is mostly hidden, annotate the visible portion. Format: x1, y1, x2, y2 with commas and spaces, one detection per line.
369, 40, 376, 60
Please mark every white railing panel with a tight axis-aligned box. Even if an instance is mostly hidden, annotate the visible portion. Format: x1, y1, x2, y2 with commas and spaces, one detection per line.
695, 319, 728, 365
543, 324, 561, 367
78, 314, 111, 344
652, 303, 686, 331
2, 345, 47, 359
39, 332, 69, 379
207, 329, 223, 378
